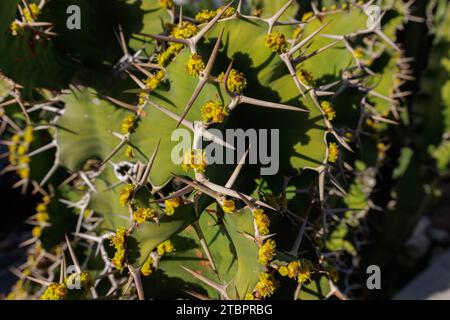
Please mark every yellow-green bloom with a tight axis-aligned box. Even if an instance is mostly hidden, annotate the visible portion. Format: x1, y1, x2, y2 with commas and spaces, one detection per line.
164, 196, 181, 215
255, 272, 277, 298
157, 240, 175, 256
258, 239, 276, 265
40, 283, 67, 300
265, 32, 288, 54
186, 53, 205, 77
133, 208, 156, 225
119, 184, 135, 207
328, 142, 339, 163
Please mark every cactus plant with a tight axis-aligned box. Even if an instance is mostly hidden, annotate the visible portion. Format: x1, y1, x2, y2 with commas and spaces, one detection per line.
1, 0, 420, 300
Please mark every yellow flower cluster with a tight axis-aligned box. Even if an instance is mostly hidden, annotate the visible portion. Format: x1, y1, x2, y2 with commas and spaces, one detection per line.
220, 69, 247, 94
293, 27, 303, 39
24, 3, 41, 23
217, 6, 236, 18
200, 100, 229, 124
40, 283, 67, 300
353, 47, 364, 60
253, 209, 270, 235
158, 0, 174, 9
119, 184, 135, 207
9, 126, 33, 179
121, 115, 138, 134
143, 70, 166, 91
171, 21, 198, 39
32, 226, 42, 238
110, 227, 127, 271
157, 240, 175, 256
186, 53, 205, 77
65, 271, 93, 289
125, 146, 134, 158
164, 196, 181, 215
10, 21, 24, 36
278, 260, 313, 284
255, 272, 277, 298
258, 239, 276, 265
181, 149, 208, 173
301, 12, 314, 22
36, 196, 50, 223
156, 22, 198, 66
196, 6, 235, 22
221, 199, 235, 213
321, 101, 336, 121
265, 32, 289, 54
141, 255, 154, 276
195, 9, 216, 23
79, 272, 94, 288
133, 208, 156, 225
296, 68, 314, 86
328, 142, 339, 163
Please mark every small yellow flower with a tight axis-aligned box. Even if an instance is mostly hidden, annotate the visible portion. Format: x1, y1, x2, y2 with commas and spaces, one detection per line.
141, 255, 154, 276
119, 184, 135, 207
287, 261, 300, 278
293, 27, 302, 39
328, 142, 339, 163
112, 248, 126, 271
156, 50, 173, 67
297, 68, 314, 86
121, 115, 137, 134
181, 149, 208, 173
36, 212, 49, 222
10, 21, 24, 36
278, 266, 288, 277
23, 126, 34, 144
253, 209, 270, 235
17, 145, 27, 157
110, 227, 127, 250
200, 100, 228, 124
32, 226, 42, 238
195, 9, 216, 23
258, 239, 276, 265
164, 196, 181, 216
255, 272, 277, 298
43, 195, 51, 205
40, 283, 67, 300
265, 32, 288, 54
125, 146, 134, 158
157, 240, 175, 256
138, 92, 149, 106
79, 272, 94, 288
297, 261, 312, 284
36, 203, 47, 212
159, 0, 174, 10
171, 22, 198, 39
18, 167, 30, 179
354, 47, 364, 60
133, 208, 156, 225
186, 53, 205, 77
217, 6, 236, 18
321, 101, 336, 121
301, 12, 314, 22
24, 3, 41, 23
221, 200, 235, 213
222, 69, 247, 94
